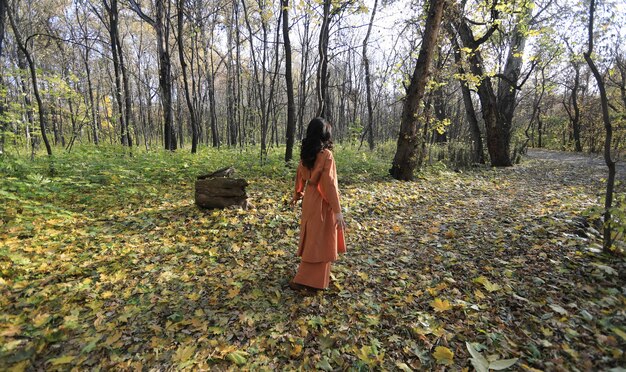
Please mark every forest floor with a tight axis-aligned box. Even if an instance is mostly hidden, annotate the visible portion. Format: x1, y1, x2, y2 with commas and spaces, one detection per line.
0, 146, 625, 371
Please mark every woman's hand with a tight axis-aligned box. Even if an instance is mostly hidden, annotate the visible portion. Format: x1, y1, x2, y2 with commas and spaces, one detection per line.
335, 212, 347, 230
290, 193, 302, 207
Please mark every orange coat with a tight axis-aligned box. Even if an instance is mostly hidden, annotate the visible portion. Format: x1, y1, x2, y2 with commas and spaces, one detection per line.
294, 149, 346, 262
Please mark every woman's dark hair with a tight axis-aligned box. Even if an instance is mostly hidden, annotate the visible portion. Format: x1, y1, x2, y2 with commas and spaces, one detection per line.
300, 117, 333, 169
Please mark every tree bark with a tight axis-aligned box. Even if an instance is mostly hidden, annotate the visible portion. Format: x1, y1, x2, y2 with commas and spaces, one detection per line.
362, 0, 377, 151
103, 0, 131, 147
283, 0, 296, 162
316, 0, 331, 119
176, 0, 199, 153
571, 63, 582, 151
0, 0, 6, 154
8, 6, 52, 156
129, 0, 177, 150
583, 0, 616, 253
390, 0, 446, 180
448, 23, 484, 163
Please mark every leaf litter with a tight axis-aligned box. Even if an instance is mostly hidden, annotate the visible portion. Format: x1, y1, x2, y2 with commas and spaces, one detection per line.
0, 149, 625, 370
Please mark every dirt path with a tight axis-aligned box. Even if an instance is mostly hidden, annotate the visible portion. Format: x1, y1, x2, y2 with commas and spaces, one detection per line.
526, 148, 625, 181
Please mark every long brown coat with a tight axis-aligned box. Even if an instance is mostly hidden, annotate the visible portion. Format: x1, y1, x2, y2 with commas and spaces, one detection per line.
294, 149, 346, 262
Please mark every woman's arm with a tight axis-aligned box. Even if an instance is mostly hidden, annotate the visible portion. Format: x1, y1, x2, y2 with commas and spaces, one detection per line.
291, 163, 305, 205
320, 151, 341, 213
320, 152, 346, 230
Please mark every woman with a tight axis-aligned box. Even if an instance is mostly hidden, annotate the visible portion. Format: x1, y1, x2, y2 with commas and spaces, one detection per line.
290, 117, 346, 291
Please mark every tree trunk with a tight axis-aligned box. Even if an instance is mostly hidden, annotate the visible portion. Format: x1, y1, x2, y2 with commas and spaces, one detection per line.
454, 19, 508, 166
571, 63, 582, 152
537, 106, 543, 148
297, 12, 311, 140
448, 23, 484, 163
583, 0, 616, 253
176, 0, 199, 153
8, 7, 52, 156
283, 0, 296, 162
104, 0, 130, 147
390, 0, 446, 180
362, 0, 377, 151
226, 1, 237, 147
316, 0, 331, 119
0, 0, 6, 154
129, 0, 176, 150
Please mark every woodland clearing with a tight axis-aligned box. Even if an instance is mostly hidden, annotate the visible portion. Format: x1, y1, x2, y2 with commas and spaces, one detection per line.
0, 146, 625, 370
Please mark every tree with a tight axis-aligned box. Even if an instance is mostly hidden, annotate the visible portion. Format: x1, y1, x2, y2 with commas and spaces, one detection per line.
129, 0, 177, 151
283, 0, 296, 162
0, 0, 7, 154
389, 0, 447, 181
361, 0, 377, 151
176, 0, 199, 153
447, 23, 484, 163
583, 0, 616, 253
96, 0, 132, 147
7, 0, 52, 156
316, 0, 331, 119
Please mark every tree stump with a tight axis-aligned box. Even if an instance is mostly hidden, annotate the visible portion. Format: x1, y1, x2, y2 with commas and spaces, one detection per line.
195, 167, 249, 209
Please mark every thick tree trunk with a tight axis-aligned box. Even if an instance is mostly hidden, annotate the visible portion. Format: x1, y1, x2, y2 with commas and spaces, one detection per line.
390, 0, 446, 180
584, 0, 616, 253
448, 23, 484, 163
283, 0, 296, 162
454, 18, 509, 166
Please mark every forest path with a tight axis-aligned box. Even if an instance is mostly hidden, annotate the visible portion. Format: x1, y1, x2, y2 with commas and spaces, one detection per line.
526, 148, 626, 181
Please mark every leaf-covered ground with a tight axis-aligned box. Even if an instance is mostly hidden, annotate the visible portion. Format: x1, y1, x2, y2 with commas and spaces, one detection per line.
1, 146, 625, 371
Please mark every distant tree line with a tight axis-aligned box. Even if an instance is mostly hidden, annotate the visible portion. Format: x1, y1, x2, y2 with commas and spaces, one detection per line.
0, 0, 623, 172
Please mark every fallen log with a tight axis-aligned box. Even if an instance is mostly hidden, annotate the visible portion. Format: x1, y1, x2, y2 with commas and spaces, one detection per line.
195, 169, 249, 209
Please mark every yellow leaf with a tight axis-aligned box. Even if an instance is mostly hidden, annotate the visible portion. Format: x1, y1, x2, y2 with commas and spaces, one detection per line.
612, 327, 626, 342
474, 289, 486, 299
8, 360, 28, 372
48, 355, 75, 365
101, 291, 114, 299
431, 298, 452, 312
290, 343, 303, 357
562, 343, 579, 360
32, 313, 50, 328
227, 287, 241, 298
173, 345, 196, 363
474, 276, 501, 292
226, 350, 247, 365
105, 331, 122, 346
433, 346, 454, 365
